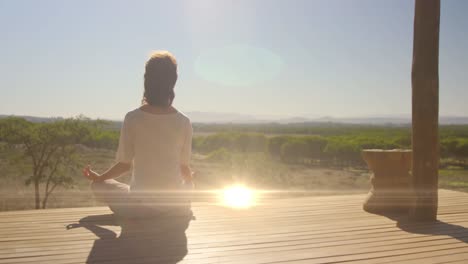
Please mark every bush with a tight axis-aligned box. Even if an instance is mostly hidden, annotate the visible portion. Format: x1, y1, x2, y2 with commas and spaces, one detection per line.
441, 138, 468, 159
232, 133, 267, 152
324, 139, 361, 166
190, 126, 468, 168
280, 139, 308, 162
205, 148, 231, 163
267, 136, 290, 157
194, 132, 267, 154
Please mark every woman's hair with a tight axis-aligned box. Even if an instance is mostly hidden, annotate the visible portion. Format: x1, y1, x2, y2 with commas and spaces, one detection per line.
142, 51, 178, 107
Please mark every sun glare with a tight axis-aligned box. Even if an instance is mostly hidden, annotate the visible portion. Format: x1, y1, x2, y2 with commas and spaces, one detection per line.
221, 185, 255, 209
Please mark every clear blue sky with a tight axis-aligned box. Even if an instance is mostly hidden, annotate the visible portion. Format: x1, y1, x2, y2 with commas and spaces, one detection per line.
0, 0, 467, 120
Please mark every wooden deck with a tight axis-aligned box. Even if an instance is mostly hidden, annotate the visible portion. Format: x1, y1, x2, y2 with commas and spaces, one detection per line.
1, 190, 468, 264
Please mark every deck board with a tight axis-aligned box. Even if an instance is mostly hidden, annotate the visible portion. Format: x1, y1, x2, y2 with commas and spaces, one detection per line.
1, 190, 467, 263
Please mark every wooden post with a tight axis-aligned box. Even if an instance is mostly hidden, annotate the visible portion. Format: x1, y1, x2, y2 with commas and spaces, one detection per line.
410, 0, 440, 221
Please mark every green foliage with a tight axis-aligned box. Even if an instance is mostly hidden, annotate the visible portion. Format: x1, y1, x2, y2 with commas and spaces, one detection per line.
191, 124, 468, 167
267, 136, 290, 157
233, 133, 267, 152
194, 132, 267, 153
279, 136, 327, 162
280, 140, 307, 162
439, 168, 468, 192
0, 117, 116, 209
441, 137, 468, 159
2, 118, 468, 209
205, 148, 231, 163
193, 130, 413, 167
83, 119, 120, 149
323, 138, 362, 166
193, 122, 412, 136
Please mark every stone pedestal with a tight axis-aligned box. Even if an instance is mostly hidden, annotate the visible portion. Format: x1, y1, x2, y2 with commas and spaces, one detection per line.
362, 149, 412, 214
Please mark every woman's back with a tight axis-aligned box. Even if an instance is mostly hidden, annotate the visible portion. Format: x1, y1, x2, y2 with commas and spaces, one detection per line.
116, 108, 192, 191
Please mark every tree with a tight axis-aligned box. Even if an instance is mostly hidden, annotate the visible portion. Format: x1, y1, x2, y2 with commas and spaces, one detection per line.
324, 139, 361, 167
280, 139, 309, 163
233, 133, 267, 152
0, 117, 91, 209
304, 136, 327, 160
267, 136, 290, 158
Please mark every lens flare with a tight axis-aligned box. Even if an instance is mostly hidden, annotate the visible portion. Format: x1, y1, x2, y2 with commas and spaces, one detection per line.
195, 44, 283, 87
221, 185, 255, 209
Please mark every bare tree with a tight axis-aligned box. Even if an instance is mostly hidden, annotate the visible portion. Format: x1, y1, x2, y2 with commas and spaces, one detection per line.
0, 117, 90, 209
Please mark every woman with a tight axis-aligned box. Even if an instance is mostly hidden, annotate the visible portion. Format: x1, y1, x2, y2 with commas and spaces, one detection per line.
83, 51, 193, 218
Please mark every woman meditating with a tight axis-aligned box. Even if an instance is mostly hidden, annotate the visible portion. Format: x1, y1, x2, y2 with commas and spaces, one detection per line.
82, 51, 193, 218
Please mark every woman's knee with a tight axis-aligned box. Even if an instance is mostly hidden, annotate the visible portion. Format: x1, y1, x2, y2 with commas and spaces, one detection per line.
91, 180, 130, 194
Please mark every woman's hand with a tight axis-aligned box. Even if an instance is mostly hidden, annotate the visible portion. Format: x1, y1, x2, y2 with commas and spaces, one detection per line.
82, 165, 101, 181
181, 165, 194, 183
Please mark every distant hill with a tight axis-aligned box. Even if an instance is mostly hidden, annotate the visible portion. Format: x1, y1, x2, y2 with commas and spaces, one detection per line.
2, 113, 468, 125
186, 112, 468, 125
312, 116, 468, 125
184, 111, 259, 123
0, 115, 65, 123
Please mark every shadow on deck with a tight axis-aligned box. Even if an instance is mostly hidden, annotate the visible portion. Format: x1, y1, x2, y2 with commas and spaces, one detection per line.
67, 213, 191, 263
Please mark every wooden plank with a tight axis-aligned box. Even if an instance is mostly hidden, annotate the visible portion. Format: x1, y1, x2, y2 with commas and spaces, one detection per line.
342, 248, 468, 264
2, 222, 468, 261
2, 209, 468, 242
1, 190, 467, 264
4, 211, 468, 247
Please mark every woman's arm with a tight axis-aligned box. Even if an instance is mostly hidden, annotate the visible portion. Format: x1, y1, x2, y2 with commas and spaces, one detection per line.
83, 162, 131, 182
83, 113, 134, 183
180, 120, 193, 183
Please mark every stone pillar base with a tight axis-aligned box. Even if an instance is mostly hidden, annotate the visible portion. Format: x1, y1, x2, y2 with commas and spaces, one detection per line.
362, 149, 412, 215
363, 189, 411, 214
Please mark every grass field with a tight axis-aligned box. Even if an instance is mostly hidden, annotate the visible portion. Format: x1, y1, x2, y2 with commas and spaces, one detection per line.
439, 167, 468, 192
1, 145, 467, 211
0, 148, 371, 211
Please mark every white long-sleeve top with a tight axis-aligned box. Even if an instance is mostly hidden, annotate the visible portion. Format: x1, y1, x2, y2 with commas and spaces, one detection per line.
115, 108, 192, 191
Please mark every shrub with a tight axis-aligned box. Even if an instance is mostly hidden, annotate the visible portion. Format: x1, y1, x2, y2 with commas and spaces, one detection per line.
205, 148, 231, 163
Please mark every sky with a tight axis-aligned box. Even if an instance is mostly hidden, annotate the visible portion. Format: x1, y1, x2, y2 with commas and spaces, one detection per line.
0, 0, 467, 120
